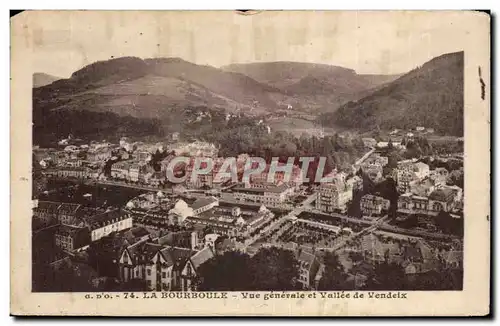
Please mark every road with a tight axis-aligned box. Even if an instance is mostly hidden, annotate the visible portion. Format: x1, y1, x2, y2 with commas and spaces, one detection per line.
353, 148, 376, 169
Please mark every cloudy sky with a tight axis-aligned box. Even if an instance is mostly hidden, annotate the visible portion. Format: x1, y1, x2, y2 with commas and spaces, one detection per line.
16, 11, 469, 78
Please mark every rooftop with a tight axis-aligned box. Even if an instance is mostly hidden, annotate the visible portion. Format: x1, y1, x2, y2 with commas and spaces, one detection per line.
191, 196, 218, 210
429, 188, 455, 202
190, 246, 215, 270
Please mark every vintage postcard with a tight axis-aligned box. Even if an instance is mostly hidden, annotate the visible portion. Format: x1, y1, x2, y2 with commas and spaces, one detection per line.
10, 10, 490, 316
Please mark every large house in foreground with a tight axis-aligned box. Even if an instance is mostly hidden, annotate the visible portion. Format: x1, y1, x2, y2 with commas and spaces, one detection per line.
119, 235, 215, 292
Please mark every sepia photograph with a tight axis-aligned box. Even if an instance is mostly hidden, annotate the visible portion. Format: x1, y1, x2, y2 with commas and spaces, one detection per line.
10, 10, 490, 316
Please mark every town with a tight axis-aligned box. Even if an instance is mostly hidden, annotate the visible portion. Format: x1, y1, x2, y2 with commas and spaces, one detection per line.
32, 125, 464, 292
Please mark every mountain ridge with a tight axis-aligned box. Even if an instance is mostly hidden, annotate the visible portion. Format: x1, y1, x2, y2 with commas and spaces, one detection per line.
320, 51, 464, 136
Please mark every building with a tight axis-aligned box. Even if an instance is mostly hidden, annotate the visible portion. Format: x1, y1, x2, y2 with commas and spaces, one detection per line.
397, 187, 460, 217
396, 162, 430, 194
180, 246, 215, 291
129, 163, 143, 182
54, 225, 90, 252
185, 159, 214, 189
249, 163, 304, 189
32, 201, 62, 225
232, 183, 293, 206
143, 246, 195, 291
32, 201, 82, 225
315, 176, 353, 213
428, 188, 457, 214
297, 251, 321, 290
81, 209, 133, 242
110, 161, 130, 180
360, 194, 390, 216
190, 196, 219, 215
55, 167, 87, 179
397, 193, 430, 216
86, 148, 112, 162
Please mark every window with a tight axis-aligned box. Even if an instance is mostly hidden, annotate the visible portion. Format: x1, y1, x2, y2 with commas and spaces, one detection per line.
147, 269, 151, 276
147, 280, 151, 287
162, 272, 166, 278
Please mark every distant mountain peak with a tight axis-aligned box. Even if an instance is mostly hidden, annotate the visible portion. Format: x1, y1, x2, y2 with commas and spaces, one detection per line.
33, 72, 61, 88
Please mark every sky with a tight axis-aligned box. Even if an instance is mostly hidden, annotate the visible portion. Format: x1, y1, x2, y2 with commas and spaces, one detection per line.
16, 11, 469, 78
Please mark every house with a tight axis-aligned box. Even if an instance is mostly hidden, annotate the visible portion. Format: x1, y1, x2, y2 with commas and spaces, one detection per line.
119, 238, 159, 283
360, 194, 390, 216
297, 251, 320, 290
145, 246, 194, 291
180, 246, 215, 291
55, 225, 90, 252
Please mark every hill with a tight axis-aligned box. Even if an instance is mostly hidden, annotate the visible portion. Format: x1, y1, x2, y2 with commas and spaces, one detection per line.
33, 73, 61, 88
32, 57, 289, 144
222, 61, 399, 112
32, 57, 400, 144
320, 52, 464, 136
33, 57, 284, 118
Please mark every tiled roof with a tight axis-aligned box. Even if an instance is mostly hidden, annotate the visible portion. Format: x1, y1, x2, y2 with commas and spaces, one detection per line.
190, 246, 215, 270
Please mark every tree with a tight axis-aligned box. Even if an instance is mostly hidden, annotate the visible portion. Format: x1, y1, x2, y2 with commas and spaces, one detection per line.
120, 278, 148, 291
196, 251, 254, 291
87, 234, 120, 278
364, 262, 408, 290
250, 247, 299, 290
318, 252, 352, 290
